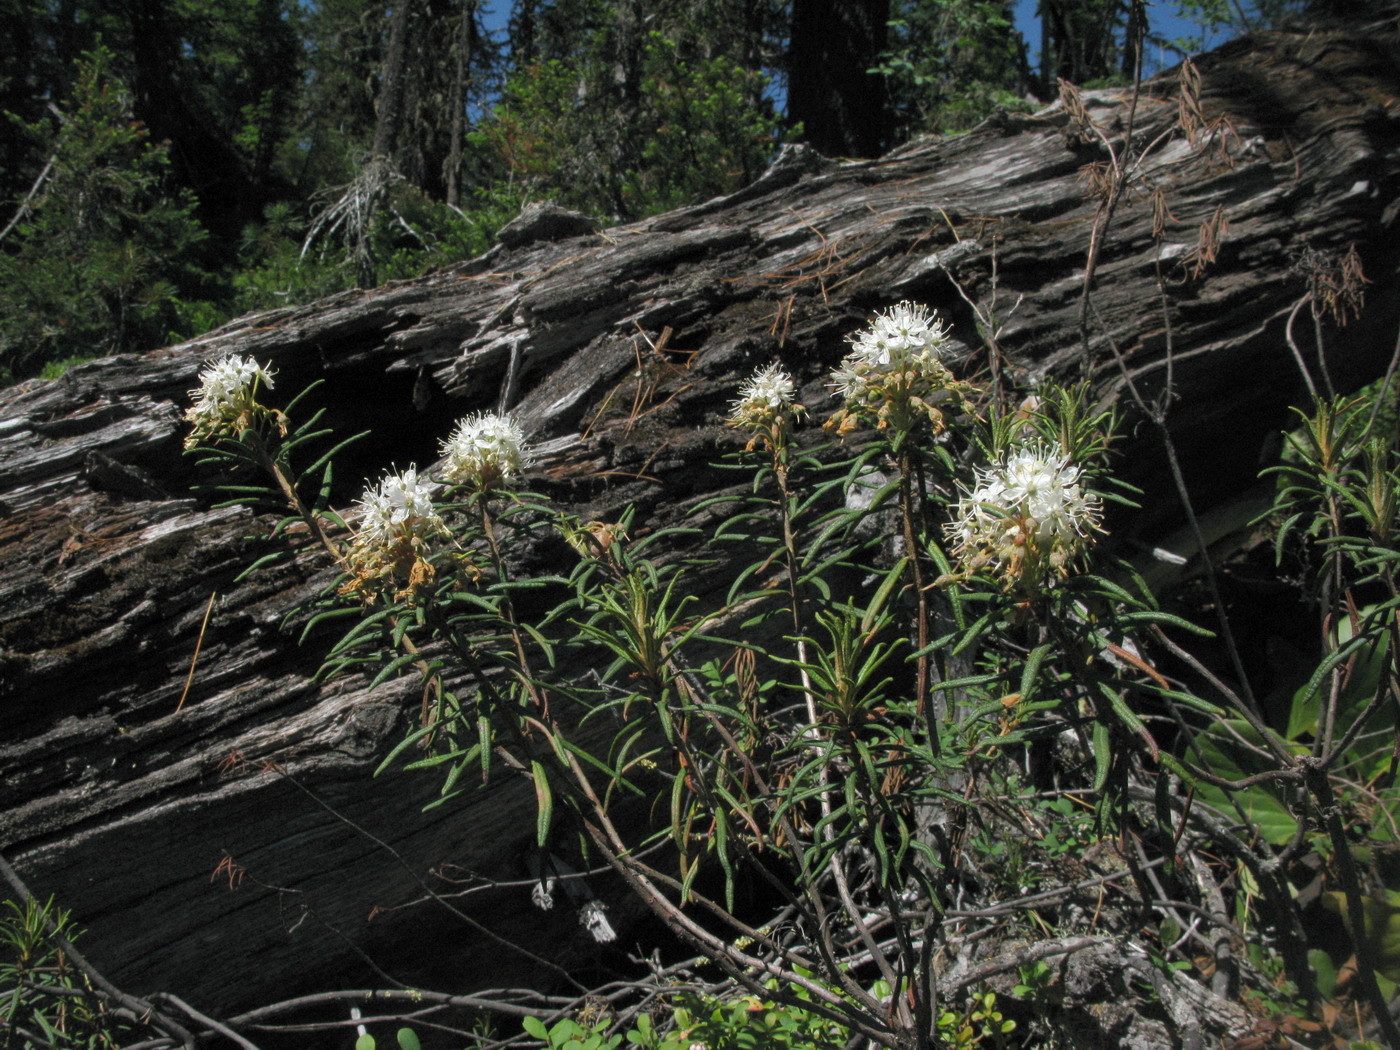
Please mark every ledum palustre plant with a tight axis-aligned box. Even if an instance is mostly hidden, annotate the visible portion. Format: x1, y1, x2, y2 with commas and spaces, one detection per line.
183, 294, 1400, 1048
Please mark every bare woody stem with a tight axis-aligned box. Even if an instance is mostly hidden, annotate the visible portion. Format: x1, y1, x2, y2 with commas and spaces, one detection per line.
774, 454, 902, 991
252, 439, 344, 563
897, 444, 934, 749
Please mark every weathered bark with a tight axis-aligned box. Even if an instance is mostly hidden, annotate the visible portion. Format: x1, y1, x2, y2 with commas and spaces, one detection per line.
445, 0, 476, 208
787, 0, 891, 156
371, 0, 415, 162
3, 22, 1400, 1019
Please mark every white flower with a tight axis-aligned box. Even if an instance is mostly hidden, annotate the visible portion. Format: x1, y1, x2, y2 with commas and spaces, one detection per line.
343, 467, 452, 600
578, 899, 616, 943
440, 412, 531, 489
833, 301, 953, 402
355, 466, 445, 549
948, 443, 1102, 587
735, 364, 795, 412
850, 301, 952, 367
828, 302, 973, 435
184, 356, 276, 445
728, 364, 802, 440
192, 356, 276, 407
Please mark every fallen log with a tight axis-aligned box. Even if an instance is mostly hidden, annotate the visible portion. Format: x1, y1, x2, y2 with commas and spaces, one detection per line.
2, 19, 1399, 1017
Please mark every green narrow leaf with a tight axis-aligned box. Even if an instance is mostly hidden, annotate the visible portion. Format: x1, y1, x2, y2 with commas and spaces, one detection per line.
1156, 750, 1202, 791
1019, 643, 1053, 701
679, 839, 702, 905
317, 458, 334, 506
368, 649, 425, 690
282, 378, 326, 416
1114, 610, 1214, 636
670, 773, 686, 850
375, 720, 443, 775
433, 746, 478, 791
1092, 720, 1112, 793
280, 425, 335, 455
861, 557, 907, 634
1078, 574, 1144, 608
714, 807, 736, 913
233, 549, 290, 582
1296, 631, 1371, 713
479, 714, 492, 782
531, 760, 553, 847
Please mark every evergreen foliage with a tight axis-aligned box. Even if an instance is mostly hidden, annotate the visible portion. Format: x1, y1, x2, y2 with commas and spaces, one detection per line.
874, 0, 1032, 138
0, 0, 1320, 381
0, 48, 209, 382
481, 29, 783, 218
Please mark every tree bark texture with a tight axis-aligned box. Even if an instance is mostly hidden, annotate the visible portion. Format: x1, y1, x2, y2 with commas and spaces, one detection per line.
3, 23, 1400, 1016
446, 0, 476, 208
787, 0, 891, 156
371, 0, 415, 162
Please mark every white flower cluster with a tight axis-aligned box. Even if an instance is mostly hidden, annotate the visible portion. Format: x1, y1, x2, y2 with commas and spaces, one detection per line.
355, 467, 446, 549
832, 301, 954, 404
735, 364, 795, 411
184, 356, 276, 446
344, 467, 453, 600
440, 412, 531, 490
948, 443, 1102, 588
728, 364, 801, 441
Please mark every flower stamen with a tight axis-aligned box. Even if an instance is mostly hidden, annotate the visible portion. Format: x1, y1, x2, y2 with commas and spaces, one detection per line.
440, 412, 532, 491
948, 443, 1104, 591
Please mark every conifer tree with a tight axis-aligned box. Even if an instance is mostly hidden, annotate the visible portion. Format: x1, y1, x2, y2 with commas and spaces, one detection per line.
0, 49, 208, 380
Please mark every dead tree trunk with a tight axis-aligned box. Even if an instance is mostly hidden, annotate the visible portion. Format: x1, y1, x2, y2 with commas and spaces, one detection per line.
2, 20, 1399, 1016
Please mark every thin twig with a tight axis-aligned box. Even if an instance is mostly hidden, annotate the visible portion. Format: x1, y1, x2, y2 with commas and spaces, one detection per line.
174, 590, 217, 714
0, 151, 57, 245
154, 993, 264, 1050
1089, 300, 1264, 723
1364, 321, 1400, 435
271, 768, 587, 992
1284, 295, 1320, 401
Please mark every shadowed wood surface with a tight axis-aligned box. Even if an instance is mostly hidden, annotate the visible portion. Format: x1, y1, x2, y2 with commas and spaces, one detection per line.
3, 22, 1400, 1016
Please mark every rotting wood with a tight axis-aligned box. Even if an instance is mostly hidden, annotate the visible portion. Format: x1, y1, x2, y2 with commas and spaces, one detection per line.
1, 22, 1399, 1016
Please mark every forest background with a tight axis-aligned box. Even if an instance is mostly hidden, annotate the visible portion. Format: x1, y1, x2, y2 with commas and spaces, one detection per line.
0, 0, 1336, 383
